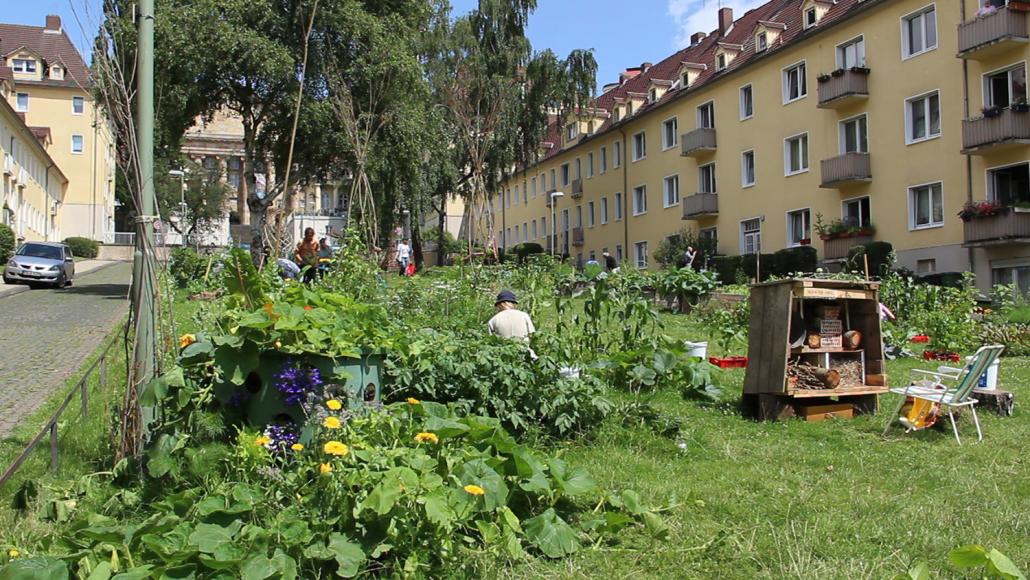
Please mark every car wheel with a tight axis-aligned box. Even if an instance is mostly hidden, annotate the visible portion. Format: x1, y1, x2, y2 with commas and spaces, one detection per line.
2, 276, 13, 285
54, 273, 67, 289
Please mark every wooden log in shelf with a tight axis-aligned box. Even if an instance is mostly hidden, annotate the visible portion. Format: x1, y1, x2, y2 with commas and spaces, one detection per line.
791, 347, 864, 355
790, 385, 888, 398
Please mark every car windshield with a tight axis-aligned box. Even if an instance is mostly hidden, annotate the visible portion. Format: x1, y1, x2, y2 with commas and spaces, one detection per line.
16, 244, 62, 260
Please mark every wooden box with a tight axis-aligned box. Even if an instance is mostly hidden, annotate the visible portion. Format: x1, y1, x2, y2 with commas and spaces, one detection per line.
796, 402, 854, 422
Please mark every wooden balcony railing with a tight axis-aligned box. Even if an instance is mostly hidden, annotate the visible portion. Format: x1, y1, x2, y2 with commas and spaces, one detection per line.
682, 193, 718, 220
958, 7, 1028, 59
680, 128, 717, 157
571, 178, 583, 198
817, 69, 869, 109
820, 152, 872, 188
822, 235, 873, 260
572, 227, 584, 246
962, 108, 1030, 153
963, 211, 1030, 246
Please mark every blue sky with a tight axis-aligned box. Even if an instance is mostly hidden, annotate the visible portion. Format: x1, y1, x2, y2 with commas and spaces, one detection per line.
6, 0, 766, 93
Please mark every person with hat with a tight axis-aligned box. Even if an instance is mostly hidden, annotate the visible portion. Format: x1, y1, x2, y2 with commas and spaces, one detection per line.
488, 290, 536, 341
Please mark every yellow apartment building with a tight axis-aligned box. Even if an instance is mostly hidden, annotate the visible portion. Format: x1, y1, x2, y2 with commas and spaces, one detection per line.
0, 72, 68, 242
0, 15, 116, 243
485, 0, 1030, 293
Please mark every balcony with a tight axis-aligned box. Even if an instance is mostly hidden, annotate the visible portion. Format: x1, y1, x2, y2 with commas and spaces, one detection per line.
681, 193, 719, 220
572, 227, 584, 246
2, 154, 12, 176
822, 234, 873, 260
680, 128, 717, 157
963, 211, 1030, 246
819, 152, 872, 188
958, 7, 1029, 59
962, 108, 1030, 154
817, 69, 869, 109
571, 178, 583, 198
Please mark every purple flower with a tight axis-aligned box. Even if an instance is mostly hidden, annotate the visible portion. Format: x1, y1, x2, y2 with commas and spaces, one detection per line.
274, 360, 324, 406
263, 423, 299, 454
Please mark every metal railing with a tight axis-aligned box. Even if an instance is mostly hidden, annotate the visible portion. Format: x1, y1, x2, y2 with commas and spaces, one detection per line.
962, 108, 1030, 152
963, 210, 1030, 245
958, 7, 1028, 57
680, 128, 717, 157
682, 192, 719, 219
0, 324, 125, 487
817, 69, 869, 108
820, 152, 872, 187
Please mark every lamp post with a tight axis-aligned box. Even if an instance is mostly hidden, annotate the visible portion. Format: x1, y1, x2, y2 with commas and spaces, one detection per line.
169, 169, 187, 245
549, 190, 564, 258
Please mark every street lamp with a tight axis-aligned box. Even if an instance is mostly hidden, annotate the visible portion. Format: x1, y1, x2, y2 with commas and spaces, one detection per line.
549, 190, 564, 258
169, 169, 187, 244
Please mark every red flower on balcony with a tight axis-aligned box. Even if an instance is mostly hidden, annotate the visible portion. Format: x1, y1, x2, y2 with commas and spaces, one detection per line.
958, 200, 1008, 222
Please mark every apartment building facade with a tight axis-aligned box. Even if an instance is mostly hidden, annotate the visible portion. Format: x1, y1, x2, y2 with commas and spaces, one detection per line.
0, 73, 69, 242
486, 0, 1030, 293
0, 15, 117, 243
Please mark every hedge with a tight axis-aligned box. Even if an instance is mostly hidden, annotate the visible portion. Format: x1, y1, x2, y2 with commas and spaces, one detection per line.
847, 241, 894, 277
0, 223, 14, 264
712, 246, 817, 283
63, 236, 99, 259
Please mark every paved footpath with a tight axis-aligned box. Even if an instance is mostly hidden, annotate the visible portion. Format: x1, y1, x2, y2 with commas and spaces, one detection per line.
0, 262, 131, 437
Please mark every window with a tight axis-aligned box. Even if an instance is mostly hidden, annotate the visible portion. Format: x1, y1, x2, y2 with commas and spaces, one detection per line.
756, 32, 768, 52
649, 88, 658, 102
532, 220, 538, 239
632, 132, 646, 161
988, 163, 1030, 206
681, 72, 691, 87
716, 53, 727, 70
587, 153, 594, 178
697, 102, 715, 129
634, 241, 648, 268
804, 7, 818, 28
906, 91, 941, 143
523, 222, 528, 242
12, 59, 36, 73
699, 163, 717, 194
783, 62, 807, 103
616, 245, 624, 263
561, 164, 570, 187
843, 196, 872, 228
984, 63, 1028, 108
699, 227, 718, 252
588, 201, 596, 226
72, 96, 85, 115
837, 37, 866, 68
902, 5, 937, 59
50, 65, 63, 80
71, 135, 84, 154
614, 141, 622, 168
566, 123, 578, 141
513, 186, 519, 206
787, 209, 811, 246
575, 205, 582, 228
601, 197, 609, 224
784, 133, 809, 175
600, 147, 608, 173
550, 169, 556, 191
742, 150, 756, 187
228, 157, 242, 189
541, 217, 547, 239
575, 158, 582, 180
910, 182, 944, 228
514, 225, 520, 242
633, 185, 647, 215
531, 177, 537, 198
662, 118, 678, 150
840, 115, 868, 153
663, 175, 680, 208
522, 184, 528, 204
15, 93, 28, 112
741, 218, 762, 254
615, 192, 623, 220
740, 85, 753, 120
992, 262, 1030, 295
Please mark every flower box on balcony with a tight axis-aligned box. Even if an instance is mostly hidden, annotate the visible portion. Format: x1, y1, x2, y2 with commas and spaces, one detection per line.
818, 227, 875, 241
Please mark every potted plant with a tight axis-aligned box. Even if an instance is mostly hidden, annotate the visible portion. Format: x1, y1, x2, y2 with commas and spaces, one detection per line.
1012, 97, 1030, 113
958, 200, 1007, 222
849, 66, 870, 75
830, 68, 845, 77
982, 105, 1003, 118
799, 237, 811, 246
817, 73, 832, 83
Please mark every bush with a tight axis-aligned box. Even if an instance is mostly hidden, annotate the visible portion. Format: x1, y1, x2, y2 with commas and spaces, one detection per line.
511, 242, 544, 262
773, 246, 817, 275
0, 223, 14, 264
653, 228, 716, 269
847, 241, 894, 277
169, 247, 207, 288
63, 236, 99, 259
740, 253, 776, 282
711, 255, 742, 285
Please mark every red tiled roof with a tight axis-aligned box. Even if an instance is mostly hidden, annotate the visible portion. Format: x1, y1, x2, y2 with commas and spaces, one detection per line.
527, 0, 873, 166
0, 21, 91, 89
29, 126, 51, 144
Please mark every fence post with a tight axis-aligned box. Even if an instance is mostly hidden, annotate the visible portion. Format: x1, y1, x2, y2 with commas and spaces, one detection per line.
100, 356, 107, 391
49, 423, 59, 472
81, 377, 89, 417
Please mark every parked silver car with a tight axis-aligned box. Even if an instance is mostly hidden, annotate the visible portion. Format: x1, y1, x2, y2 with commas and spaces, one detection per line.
3, 241, 75, 288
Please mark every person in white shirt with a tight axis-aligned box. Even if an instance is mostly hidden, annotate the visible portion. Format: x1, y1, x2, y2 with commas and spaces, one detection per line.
396, 239, 411, 273
487, 290, 535, 341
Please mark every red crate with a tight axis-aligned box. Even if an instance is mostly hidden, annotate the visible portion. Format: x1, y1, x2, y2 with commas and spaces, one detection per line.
910, 335, 930, 344
922, 350, 960, 362
709, 356, 749, 369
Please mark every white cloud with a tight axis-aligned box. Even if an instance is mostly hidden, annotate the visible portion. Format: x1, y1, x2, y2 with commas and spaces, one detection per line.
668, 0, 767, 48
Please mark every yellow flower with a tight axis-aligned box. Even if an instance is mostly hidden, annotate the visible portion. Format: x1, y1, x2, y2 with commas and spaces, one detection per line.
7, 549, 18, 558
291, 443, 304, 452
255, 435, 271, 447
274, 341, 283, 349
319, 463, 333, 474
463, 484, 485, 496
406, 397, 421, 405
414, 432, 439, 444
324, 441, 349, 456
326, 399, 343, 411
178, 334, 196, 348
323, 416, 342, 429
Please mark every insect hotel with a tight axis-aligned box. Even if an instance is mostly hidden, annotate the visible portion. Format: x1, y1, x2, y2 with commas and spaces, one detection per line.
741, 279, 887, 421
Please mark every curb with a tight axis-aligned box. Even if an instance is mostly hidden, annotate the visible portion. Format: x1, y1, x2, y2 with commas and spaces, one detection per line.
0, 261, 123, 300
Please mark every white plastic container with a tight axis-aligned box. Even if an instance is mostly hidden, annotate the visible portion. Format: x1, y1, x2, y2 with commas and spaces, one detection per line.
559, 366, 581, 379
965, 354, 1000, 390
685, 341, 708, 359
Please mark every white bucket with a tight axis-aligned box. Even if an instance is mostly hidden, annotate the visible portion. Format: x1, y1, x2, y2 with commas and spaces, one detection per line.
559, 366, 581, 379
685, 341, 708, 359
965, 355, 1000, 390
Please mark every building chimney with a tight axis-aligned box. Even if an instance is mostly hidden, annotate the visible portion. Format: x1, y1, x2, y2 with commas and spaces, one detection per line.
718, 7, 733, 36
640, 62, 653, 72
45, 15, 62, 33
690, 32, 707, 45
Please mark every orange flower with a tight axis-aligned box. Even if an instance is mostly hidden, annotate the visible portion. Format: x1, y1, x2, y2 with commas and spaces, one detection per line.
406, 397, 421, 405
304, 305, 314, 311
463, 484, 485, 496
414, 432, 439, 444
319, 463, 333, 474
178, 334, 196, 348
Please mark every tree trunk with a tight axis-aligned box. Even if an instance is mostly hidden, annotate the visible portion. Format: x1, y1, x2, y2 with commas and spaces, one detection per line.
436, 195, 446, 266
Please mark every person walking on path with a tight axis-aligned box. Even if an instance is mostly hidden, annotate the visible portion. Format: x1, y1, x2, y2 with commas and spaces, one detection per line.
295, 227, 320, 283
488, 290, 535, 341
396, 238, 411, 274
602, 250, 618, 273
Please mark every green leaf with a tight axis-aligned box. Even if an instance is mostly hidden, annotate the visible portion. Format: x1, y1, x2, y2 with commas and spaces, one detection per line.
424, 416, 469, 438
642, 512, 670, 540
214, 342, 259, 385
457, 459, 508, 511
620, 490, 646, 516
328, 533, 365, 578
0, 557, 69, 580
547, 458, 596, 497
189, 521, 241, 554
86, 562, 112, 580
523, 508, 581, 559
241, 555, 276, 580
949, 544, 989, 569
110, 568, 154, 580
423, 489, 456, 527
986, 549, 1027, 580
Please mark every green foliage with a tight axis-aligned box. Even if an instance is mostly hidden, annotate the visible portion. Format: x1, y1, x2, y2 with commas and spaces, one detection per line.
771, 245, 817, 275
599, 338, 721, 401
62, 237, 99, 259
847, 240, 895, 277
168, 247, 207, 289
511, 242, 544, 262
948, 545, 1026, 579
653, 268, 718, 312
711, 255, 743, 285
880, 272, 979, 353
0, 223, 14, 264
698, 299, 750, 355
652, 228, 715, 269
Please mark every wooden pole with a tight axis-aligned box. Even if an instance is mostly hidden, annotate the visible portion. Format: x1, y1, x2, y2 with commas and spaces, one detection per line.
863, 254, 870, 280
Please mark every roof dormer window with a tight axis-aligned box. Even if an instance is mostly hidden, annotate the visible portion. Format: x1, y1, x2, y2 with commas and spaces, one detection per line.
49, 65, 64, 80
716, 53, 727, 70
805, 7, 818, 28
566, 122, 578, 142
648, 88, 657, 102
12, 59, 37, 74
677, 62, 708, 89
756, 32, 768, 52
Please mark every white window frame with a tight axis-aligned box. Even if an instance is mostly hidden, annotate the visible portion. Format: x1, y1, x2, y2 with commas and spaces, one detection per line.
697, 101, 715, 129
741, 149, 756, 188
12, 59, 36, 73
698, 163, 717, 194
600, 146, 608, 173
756, 32, 768, 52
15, 93, 29, 112
561, 163, 570, 187
836, 36, 867, 69
785, 207, 812, 247
842, 195, 872, 228
72, 96, 85, 116
839, 113, 869, 154
662, 117, 679, 150
783, 132, 810, 176
982, 61, 1029, 109
782, 61, 808, 104
739, 84, 753, 120
566, 122, 578, 142
740, 218, 762, 255
901, 4, 938, 60
587, 201, 596, 227
716, 52, 727, 71
663, 174, 680, 208
601, 196, 609, 224
904, 89, 942, 145
632, 131, 646, 162
615, 191, 624, 220
908, 181, 945, 230
632, 185, 647, 216
587, 152, 595, 178
531, 176, 537, 198
985, 160, 1030, 205
804, 7, 818, 29
614, 141, 622, 168
71, 134, 85, 155
634, 241, 649, 269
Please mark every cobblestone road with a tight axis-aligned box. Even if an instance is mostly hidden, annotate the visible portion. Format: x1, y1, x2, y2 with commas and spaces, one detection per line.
0, 262, 131, 437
